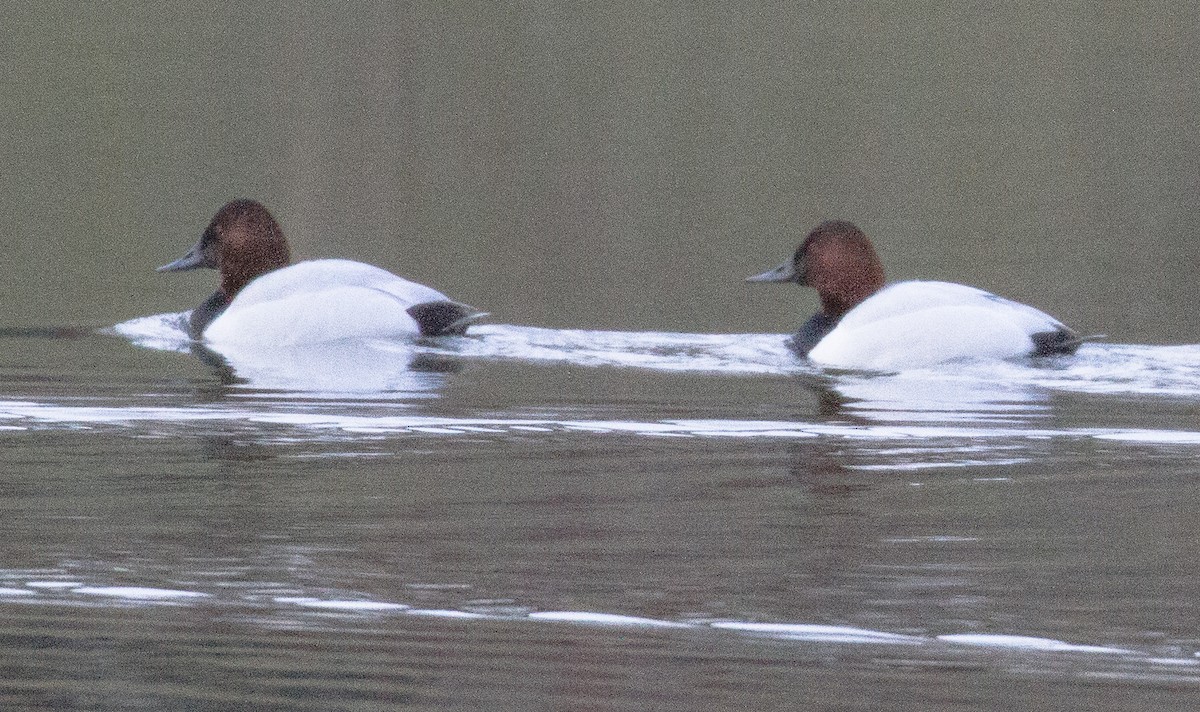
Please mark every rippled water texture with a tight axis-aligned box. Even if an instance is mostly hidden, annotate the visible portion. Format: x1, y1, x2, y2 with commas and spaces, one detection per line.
2, 318, 1200, 709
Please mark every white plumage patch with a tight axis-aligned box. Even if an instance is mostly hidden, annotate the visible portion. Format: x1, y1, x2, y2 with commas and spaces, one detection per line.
204, 259, 452, 346
807, 281, 1070, 370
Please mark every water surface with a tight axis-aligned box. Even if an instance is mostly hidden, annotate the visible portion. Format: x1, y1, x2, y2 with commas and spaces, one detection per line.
3, 3, 1200, 710
2, 319, 1200, 709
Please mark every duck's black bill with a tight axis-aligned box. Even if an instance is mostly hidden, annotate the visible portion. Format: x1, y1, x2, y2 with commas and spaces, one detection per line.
745, 260, 800, 283
158, 240, 213, 272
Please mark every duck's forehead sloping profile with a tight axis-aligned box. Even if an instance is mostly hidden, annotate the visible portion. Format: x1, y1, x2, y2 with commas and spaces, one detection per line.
807, 236, 878, 273
202, 200, 291, 298
800, 221, 872, 257
208, 201, 287, 253
208, 200, 275, 238
802, 221, 882, 285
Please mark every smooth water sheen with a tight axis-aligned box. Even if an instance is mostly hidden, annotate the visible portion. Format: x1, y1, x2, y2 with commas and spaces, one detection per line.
2, 316, 1200, 709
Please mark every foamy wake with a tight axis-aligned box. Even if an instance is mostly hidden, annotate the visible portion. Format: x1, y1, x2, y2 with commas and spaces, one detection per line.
112, 313, 1200, 400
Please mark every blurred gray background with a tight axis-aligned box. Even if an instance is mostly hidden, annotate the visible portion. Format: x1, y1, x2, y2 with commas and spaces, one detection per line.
3, 3, 1197, 341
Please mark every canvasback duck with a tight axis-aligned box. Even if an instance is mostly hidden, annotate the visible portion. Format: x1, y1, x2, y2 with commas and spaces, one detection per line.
159, 199, 485, 345
747, 220, 1082, 370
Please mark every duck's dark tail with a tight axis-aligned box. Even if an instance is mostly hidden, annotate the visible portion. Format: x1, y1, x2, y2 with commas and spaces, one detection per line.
407, 301, 489, 336
1031, 327, 1103, 356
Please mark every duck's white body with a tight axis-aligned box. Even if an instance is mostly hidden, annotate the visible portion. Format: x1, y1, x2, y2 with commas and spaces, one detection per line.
806, 281, 1074, 371
204, 259, 457, 346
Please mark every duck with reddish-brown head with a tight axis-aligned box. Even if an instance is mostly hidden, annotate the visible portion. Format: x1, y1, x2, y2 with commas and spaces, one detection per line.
160, 199, 486, 345
748, 220, 1082, 370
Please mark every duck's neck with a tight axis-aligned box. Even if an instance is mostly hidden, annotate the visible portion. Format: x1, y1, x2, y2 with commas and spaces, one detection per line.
219, 261, 287, 301
218, 237, 291, 299
189, 290, 230, 339
819, 281, 882, 320
791, 312, 837, 356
